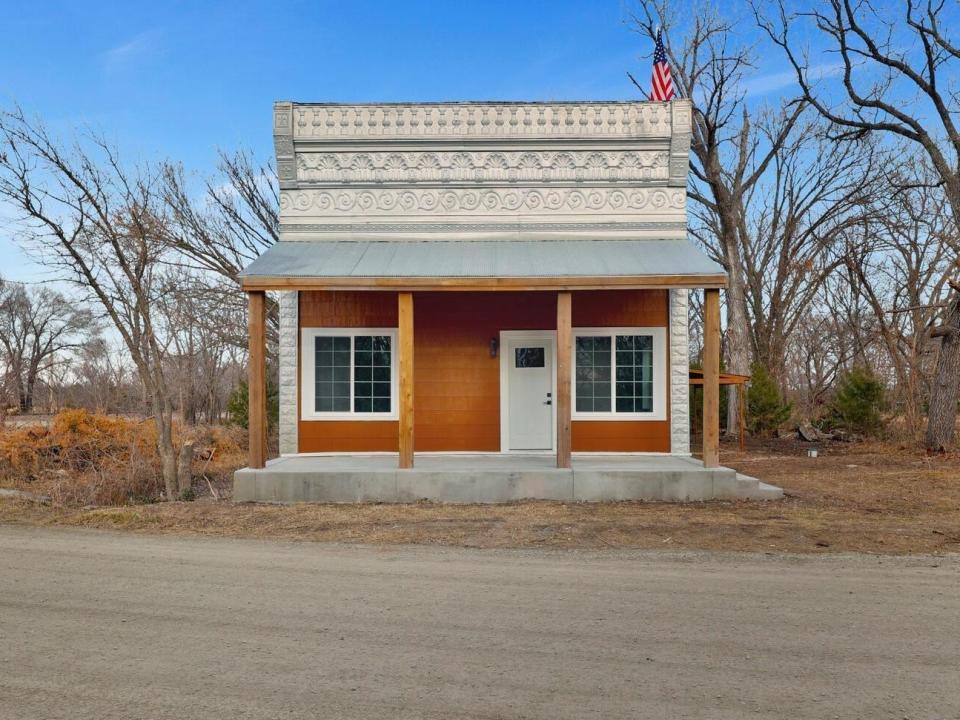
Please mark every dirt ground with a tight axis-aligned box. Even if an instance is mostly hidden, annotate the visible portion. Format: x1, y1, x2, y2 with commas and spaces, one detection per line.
1, 439, 958, 554
5, 526, 959, 720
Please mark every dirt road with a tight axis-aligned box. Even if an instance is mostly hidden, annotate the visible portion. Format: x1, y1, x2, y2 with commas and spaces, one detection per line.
2, 526, 958, 719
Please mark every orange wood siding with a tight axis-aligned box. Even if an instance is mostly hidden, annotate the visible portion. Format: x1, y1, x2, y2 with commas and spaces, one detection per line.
299, 419, 399, 453
299, 291, 398, 327
572, 289, 668, 326
572, 417, 670, 452
298, 292, 400, 452
298, 289, 671, 453
414, 292, 554, 451
571, 289, 671, 453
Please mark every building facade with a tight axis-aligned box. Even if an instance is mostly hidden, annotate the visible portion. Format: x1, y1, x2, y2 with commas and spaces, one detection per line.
235, 100, 778, 502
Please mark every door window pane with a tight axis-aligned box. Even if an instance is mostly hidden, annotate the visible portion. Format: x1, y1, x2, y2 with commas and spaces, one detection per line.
515, 347, 545, 368
574, 336, 611, 412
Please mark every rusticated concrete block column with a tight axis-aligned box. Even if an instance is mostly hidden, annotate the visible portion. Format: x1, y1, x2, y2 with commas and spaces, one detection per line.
669, 289, 690, 455
278, 290, 298, 456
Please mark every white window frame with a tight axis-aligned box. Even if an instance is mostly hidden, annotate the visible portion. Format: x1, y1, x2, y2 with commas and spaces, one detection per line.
301, 328, 399, 421
571, 327, 667, 422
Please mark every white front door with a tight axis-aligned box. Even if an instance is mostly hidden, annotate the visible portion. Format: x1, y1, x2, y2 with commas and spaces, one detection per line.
504, 336, 554, 451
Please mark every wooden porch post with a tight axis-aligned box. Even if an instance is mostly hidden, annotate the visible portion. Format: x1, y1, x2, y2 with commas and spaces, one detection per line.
398, 292, 414, 469
247, 290, 267, 469
556, 291, 572, 469
703, 288, 721, 467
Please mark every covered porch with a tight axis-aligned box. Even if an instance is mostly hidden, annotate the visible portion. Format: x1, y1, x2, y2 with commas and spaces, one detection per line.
231, 237, 766, 502
245, 285, 723, 470
241, 239, 726, 472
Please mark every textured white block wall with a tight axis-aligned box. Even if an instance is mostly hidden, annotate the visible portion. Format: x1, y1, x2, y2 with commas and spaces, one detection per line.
278, 291, 299, 455
670, 289, 690, 455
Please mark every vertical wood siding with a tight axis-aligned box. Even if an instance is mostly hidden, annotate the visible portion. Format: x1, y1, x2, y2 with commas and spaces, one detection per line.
413, 292, 555, 451
298, 289, 670, 453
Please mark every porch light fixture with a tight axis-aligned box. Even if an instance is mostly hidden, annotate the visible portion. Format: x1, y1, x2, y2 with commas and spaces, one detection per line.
489, 337, 499, 358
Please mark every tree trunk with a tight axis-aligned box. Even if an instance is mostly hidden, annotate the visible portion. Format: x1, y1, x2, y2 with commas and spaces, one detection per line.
177, 441, 194, 496
23, 371, 37, 413
724, 248, 751, 437
15, 376, 29, 413
925, 288, 960, 452
152, 394, 180, 500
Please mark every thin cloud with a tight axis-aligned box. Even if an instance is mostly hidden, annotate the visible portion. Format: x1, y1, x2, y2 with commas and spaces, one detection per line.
744, 61, 845, 98
100, 30, 161, 70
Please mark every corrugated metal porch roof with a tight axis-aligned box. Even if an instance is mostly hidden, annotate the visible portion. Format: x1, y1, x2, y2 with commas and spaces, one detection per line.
239, 239, 724, 285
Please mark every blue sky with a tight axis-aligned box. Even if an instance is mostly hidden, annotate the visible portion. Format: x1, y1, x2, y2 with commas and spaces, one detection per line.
0, 0, 803, 282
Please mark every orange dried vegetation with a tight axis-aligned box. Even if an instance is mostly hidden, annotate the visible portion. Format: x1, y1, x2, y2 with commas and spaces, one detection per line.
1, 410, 169, 506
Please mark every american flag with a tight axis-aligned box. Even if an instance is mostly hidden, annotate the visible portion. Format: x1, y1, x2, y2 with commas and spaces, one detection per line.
650, 28, 675, 101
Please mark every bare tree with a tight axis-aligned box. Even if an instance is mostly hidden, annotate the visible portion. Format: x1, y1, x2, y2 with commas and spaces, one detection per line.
785, 306, 863, 417
741, 119, 877, 386
160, 150, 278, 282
156, 271, 247, 424
0, 277, 95, 412
631, 1, 805, 435
66, 336, 140, 413
835, 160, 955, 438
0, 106, 193, 498
756, 0, 960, 449
160, 150, 280, 344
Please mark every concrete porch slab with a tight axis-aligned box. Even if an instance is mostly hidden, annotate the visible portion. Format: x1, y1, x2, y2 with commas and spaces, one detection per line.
233, 454, 782, 503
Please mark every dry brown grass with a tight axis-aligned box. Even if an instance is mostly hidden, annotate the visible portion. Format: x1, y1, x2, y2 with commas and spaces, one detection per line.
1, 437, 958, 555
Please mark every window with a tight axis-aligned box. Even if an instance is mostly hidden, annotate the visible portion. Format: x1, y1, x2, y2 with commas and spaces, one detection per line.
572, 327, 666, 420
301, 329, 398, 420
615, 335, 653, 413
515, 347, 545, 368
575, 336, 611, 411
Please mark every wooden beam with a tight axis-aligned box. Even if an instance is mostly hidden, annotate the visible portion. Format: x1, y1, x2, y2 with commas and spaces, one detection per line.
398, 292, 414, 469
247, 291, 267, 469
556, 291, 572, 469
241, 274, 729, 293
703, 288, 721, 468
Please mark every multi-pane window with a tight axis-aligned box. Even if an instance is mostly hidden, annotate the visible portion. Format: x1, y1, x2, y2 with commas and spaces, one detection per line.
615, 335, 653, 412
575, 337, 611, 412
304, 330, 396, 418
573, 330, 661, 417
352, 335, 392, 413
314, 336, 351, 412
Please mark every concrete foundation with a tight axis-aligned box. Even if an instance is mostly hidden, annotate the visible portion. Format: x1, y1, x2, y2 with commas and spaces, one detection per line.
233, 454, 782, 504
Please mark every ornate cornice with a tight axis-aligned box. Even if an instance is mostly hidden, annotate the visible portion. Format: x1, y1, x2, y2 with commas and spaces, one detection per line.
280, 102, 681, 141
280, 188, 685, 215
271, 100, 692, 233
295, 150, 670, 185
280, 220, 688, 234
